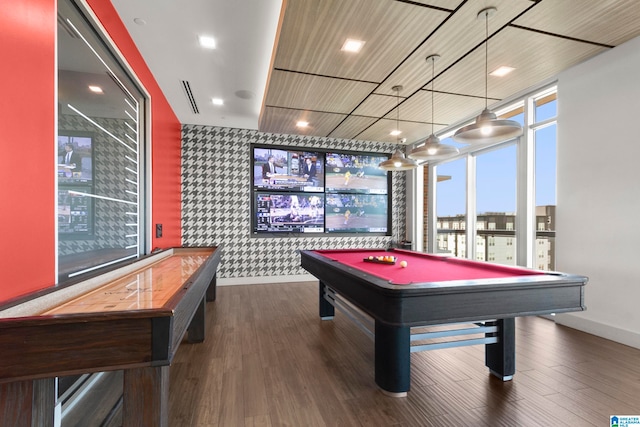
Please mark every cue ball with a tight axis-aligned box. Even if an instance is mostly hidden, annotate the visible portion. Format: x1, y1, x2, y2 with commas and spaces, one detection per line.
400, 260, 408, 268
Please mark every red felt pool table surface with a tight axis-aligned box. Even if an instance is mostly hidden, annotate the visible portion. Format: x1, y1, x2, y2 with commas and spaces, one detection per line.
314, 249, 543, 285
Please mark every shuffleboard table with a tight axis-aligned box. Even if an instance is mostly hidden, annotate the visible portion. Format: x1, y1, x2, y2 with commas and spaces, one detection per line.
0, 246, 222, 427
300, 248, 587, 397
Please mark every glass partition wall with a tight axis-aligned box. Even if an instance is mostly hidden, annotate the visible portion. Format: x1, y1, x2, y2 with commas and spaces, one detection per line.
57, 0, 146, 282
55, 1, 148, 424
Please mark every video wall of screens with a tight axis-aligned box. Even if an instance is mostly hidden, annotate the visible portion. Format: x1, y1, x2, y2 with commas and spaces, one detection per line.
251, 145, 391, 236
58, 132, 94, 239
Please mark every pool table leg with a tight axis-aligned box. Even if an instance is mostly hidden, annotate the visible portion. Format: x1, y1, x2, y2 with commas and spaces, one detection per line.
485, 318, 515, 380
375, 321, 410, 397
319, 282, 335, 319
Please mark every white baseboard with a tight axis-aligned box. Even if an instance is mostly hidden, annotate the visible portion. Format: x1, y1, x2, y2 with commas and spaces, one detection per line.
555, 312, 640, 350
218, 274, 317, 286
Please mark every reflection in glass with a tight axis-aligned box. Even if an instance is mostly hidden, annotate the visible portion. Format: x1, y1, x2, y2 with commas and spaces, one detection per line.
435, 158, 466, 257
57, 0, 144, 281
55, 2, 146, 425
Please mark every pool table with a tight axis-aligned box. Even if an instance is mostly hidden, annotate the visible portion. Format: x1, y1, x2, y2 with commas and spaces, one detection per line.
300, 248, 587, 396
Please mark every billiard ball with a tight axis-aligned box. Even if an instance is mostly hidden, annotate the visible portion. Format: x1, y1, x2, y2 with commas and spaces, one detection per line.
400, 260, 408, 268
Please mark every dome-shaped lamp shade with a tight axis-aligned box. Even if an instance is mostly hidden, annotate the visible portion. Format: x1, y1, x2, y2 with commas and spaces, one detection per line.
409, 134, 459, 161
453, 7, 523, 145
453, 108, 522, 144
379, 85, 418, 172
379, 149, 418, 171
410, 54, 460, 162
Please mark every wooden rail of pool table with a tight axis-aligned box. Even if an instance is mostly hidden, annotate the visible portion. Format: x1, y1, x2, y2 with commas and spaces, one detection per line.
0, 246, 222, 427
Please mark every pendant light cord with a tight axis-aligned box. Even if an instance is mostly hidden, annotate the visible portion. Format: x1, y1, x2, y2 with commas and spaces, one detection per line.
396, 87, 400, 143
484, 9, 489, 109
431, 58, 435, 135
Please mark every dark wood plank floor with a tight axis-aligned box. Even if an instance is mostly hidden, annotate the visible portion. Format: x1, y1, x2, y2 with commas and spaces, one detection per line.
168, 282, 640, 426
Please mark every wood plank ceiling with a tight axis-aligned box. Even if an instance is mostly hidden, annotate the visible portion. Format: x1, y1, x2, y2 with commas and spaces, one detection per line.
259, 0, 640, 146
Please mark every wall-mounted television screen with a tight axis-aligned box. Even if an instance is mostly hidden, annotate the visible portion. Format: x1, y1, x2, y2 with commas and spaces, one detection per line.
325, 193, 389, 233
253, 146, 324, 192
57, 132, 93, 185
254, 192, 324, 234
325, 152, 389, 194
58, 186, 94, 238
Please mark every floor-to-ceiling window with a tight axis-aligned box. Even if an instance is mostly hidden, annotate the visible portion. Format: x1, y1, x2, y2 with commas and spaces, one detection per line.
57, 0, 146, 282
427, 85, 557, 269
533, 93, 557, 270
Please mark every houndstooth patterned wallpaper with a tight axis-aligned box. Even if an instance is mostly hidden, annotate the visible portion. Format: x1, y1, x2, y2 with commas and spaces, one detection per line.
182, 125, 407, 280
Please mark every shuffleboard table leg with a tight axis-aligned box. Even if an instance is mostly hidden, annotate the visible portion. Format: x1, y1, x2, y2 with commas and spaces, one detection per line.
0, 378, 55, 427
485, 318, 515, 380
375, 321, 410, 397
206, 272, 217, 302
187, 297, 206, 343
32, 378, 55, 427
123, 365, 170, 427
319, 281, 335, 320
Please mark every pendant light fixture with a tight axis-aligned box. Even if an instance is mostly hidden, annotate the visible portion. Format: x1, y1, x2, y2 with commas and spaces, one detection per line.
409, 54, 459, 161
453, 7, 522, 144
379, 85, 418, 171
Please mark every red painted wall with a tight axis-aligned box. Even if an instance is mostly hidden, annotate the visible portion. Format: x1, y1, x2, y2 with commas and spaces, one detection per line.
0, 0, 182, 302
0, 0, 56, 301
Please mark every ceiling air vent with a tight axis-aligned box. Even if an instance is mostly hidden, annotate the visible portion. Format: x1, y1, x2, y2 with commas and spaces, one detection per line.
181, 80, 200, 114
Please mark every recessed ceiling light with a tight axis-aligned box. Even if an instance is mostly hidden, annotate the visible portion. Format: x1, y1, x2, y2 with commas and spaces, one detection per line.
341, 39, 365, 53
390, 130, 401, 136
296, 121, 309, 128
490, 66, 515, 77
88, 85, 103, 94
212, 98, 224, 106
133, 18, 147, 26
199, 35, 216, 49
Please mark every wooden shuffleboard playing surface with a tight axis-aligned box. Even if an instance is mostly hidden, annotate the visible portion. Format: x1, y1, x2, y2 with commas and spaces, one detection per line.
0, 246, 222, 427
43, 248, 213, 315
